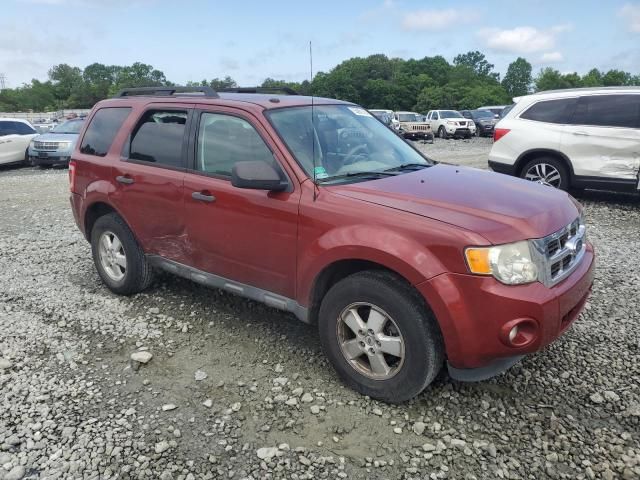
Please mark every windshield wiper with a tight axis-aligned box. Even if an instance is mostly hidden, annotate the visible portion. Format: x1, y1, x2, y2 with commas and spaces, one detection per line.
384, 163, 430, 172
316, 171, 397, 183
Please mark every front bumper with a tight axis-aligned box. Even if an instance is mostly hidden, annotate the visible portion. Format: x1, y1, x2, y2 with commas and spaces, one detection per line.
417, 243, 595, 374
477, 123, 494, 135
446, 127, 473, 136
488, 160, 517, 176
403, 131, 433, 140
29, 150, 72, 166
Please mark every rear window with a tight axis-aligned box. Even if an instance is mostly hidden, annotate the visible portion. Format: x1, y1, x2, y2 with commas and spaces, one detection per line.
128, 110, 188, 168
571, 94, 640, 128
80, 108, 131, 157
0, 120, 37, 136
520, 98, 577, 124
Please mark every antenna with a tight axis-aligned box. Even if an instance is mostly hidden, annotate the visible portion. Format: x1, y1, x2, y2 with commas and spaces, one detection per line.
310, 41, 317, 201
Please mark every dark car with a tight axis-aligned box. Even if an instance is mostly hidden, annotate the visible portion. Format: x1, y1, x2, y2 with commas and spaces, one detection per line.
460, 110, 497, 137
69, 86, 594, 403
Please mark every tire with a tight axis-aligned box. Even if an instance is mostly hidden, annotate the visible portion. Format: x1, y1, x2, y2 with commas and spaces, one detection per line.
318, 271, 444, 403
438, 126, 448, 139
23, 149, 34, 167
90, 213, 154, 295
519, 156, 569, 191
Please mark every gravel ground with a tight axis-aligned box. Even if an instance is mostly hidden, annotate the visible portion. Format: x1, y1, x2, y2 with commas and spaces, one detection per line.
1, 138, 639, 479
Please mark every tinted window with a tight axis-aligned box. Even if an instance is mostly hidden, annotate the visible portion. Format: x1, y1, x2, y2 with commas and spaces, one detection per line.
80, 108, 131, 156
197, 113, 275, 177
572, 95, 640, 128
520, 98, 577, 124
129, 110, 187, 167
0, 120, 37, 136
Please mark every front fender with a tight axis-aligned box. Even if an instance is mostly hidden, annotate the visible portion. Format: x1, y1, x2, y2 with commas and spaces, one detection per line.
297, 224, 449, 307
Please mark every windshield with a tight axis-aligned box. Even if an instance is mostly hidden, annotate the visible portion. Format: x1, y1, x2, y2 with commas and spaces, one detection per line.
51, 120, 83, 134
440, 110, 463, 118
397, 113, 420, 122
268, 105, 430, 182
473, 110, 494, 119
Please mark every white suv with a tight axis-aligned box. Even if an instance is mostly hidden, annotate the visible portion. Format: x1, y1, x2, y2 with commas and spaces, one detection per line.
0, 118, 39, 166
426, 110, 476, 139
488, 87, 640, 192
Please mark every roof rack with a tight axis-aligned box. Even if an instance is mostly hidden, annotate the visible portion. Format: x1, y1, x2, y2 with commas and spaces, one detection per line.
218, 86, 299, 95
114, 86, 219, 98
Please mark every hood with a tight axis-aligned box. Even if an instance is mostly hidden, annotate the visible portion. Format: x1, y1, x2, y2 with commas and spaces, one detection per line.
34, 132, 79, 143
330, 164, 579, 245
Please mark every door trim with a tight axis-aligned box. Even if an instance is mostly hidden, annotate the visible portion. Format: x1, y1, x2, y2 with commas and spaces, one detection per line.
147, 255, 310, 323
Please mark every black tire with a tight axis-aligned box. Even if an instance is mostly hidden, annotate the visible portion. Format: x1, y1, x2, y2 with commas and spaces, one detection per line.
318, 271, 444, 403
438, 126, 448, 139
90, 213, 154, 295
519, 156, 569, 191
23, 149, 34, 167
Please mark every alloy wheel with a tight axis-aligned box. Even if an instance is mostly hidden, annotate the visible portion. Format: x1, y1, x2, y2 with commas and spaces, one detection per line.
336, 303, 405, 380
524, 163, 562, 188
98, 231, 127, 281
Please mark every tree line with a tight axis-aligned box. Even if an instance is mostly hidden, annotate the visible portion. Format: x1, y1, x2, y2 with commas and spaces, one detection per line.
2, 52, 639, 113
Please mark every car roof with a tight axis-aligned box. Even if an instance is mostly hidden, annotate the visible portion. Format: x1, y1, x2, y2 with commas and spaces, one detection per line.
95, 93, 353, 111
515, 86, 640, 102
0, 118, 33, 124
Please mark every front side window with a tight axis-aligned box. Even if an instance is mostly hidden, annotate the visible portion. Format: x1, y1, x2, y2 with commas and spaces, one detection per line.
0, 121, 37, 136
520, 98, 577, 124
129, 110, 188, 168
572, 95, 640, 128
267, 104, 431, 182
80, 107, 131, 156
196, 113, 276, 177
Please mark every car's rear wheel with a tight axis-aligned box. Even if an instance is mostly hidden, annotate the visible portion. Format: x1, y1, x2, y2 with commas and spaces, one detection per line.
520, 156, 569, 191
318, 271, 444, 403
91, 213, 154, 295
438, 126, 448, 139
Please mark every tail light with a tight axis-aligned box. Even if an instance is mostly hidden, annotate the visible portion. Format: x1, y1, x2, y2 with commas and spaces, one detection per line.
69, 160, 77, 193
493, 128, 510, 142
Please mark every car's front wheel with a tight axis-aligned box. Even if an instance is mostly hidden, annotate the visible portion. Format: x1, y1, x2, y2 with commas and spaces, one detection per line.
438, 126, 448, 139
318, 271, 444, 403
91, 213, 154, 295
520, 156, 569, 191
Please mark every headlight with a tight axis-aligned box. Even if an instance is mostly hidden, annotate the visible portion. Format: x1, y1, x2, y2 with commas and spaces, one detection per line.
30, 140, 36, 148
58, 141, 72, 149
446, 120, 455, 125
465, 241, 538, 285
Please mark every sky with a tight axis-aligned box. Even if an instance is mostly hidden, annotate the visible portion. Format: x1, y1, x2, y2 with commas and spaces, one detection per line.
1, 0, 640, 88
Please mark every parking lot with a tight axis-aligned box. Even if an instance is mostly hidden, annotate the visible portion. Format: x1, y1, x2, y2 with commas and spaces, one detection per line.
1, 137, 639, 479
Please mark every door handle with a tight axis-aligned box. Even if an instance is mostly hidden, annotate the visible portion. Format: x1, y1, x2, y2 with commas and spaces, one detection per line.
572, 131, 589, 136
192, 191, 216, 203
116, 175, 134, 185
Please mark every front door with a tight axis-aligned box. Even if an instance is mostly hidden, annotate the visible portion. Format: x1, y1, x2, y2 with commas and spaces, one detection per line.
562, 94, 640, 181
183, 108, 300, 298
109, 106, 192, 263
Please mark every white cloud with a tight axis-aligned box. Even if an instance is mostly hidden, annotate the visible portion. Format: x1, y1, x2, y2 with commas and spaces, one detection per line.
478, 25, 569, 54
402, 9, 480, 31
538, 51, 564, 63
619, 3, 640, 32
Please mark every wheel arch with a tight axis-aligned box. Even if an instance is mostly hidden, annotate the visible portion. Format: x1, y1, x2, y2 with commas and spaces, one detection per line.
84, 201, 134, 243
515, 149, 575, 182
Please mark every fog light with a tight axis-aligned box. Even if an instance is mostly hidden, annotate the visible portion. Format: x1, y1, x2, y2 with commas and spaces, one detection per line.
508, 325, 519, 343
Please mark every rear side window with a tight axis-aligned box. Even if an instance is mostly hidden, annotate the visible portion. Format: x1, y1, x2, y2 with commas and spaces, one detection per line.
129, 110, 188, 168
520, 98, 577, 124
572, 95, 640, 128
80, 108, 131, 156
0, 121, 37, 136
196, 113, 275, 177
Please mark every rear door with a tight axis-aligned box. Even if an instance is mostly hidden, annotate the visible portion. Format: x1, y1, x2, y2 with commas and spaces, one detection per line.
562, 94, 640, 181
109, 105, 192, 263
182, 106, 300, 298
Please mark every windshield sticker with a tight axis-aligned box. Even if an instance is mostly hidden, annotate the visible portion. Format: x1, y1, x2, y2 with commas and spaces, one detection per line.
314, 166, 329, 179
348, 107, 373, 117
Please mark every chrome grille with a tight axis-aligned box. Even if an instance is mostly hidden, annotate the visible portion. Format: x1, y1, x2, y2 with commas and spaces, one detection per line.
33, 141, 61, 151
532, 217, 586, 287
410, 124, 431, 131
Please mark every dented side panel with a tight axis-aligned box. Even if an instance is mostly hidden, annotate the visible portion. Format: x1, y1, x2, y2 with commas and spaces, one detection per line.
561, 124, 640, 181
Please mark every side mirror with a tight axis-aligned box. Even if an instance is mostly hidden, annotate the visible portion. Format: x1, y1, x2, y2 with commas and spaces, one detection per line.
231, 161, 288, 191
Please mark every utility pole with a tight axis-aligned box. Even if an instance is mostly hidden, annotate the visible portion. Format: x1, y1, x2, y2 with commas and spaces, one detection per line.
0, 74, 6, 91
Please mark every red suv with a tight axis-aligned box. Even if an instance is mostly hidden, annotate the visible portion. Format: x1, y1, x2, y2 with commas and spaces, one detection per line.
69, 86, 594, 403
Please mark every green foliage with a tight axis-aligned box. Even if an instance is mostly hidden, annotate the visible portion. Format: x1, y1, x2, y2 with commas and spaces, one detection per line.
1, 53, 638, 113
502, 57, 532, 97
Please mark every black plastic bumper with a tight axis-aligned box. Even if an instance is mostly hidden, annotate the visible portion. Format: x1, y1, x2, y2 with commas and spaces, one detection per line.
488, 160, 516, 176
